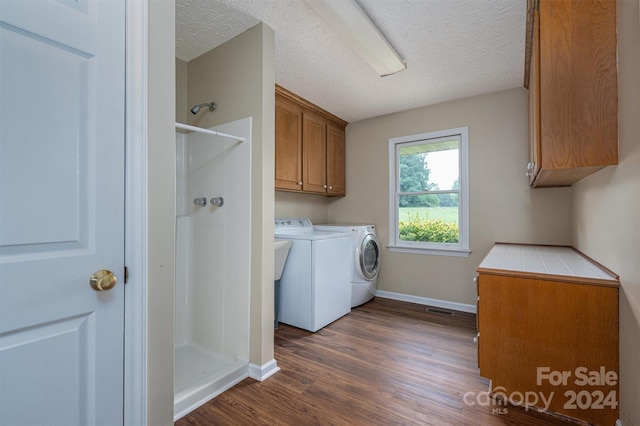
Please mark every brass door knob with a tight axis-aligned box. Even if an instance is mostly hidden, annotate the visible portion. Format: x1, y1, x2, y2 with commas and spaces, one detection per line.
90, 269, 117, 292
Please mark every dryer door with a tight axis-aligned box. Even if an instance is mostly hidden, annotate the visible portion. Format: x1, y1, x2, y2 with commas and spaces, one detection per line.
359, 233, 380, 281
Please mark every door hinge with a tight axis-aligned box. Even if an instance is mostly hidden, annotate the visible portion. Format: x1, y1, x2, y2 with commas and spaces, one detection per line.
124, 266, 129, 284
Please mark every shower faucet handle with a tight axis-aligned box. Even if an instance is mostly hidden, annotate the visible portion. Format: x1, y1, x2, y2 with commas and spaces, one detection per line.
193, 197, 207, 207
210, 197, 224, 207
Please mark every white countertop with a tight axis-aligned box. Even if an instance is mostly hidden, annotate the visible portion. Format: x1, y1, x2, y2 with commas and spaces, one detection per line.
478, 244, 617, 282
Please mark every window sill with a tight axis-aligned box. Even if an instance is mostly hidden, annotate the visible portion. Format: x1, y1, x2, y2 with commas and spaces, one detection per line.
387, 245, 471, 258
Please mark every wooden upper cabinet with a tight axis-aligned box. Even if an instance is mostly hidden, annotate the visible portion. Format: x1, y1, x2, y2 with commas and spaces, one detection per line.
275, 85, 348, 196
326, 123, 346, 196
525, 0, 618, 187
527, 8, 541, 186
275, 97, 303, 191
302, 111, 327, 194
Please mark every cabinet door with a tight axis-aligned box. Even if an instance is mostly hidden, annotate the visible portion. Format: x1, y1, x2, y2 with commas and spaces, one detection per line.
275, 97, 303, 191
532, 0, 618, 187
302, 112, 327, 194
326, 122, 346, 196
478, 273, 618, 426
528, 9, 541, 186
475, 275, 480, 369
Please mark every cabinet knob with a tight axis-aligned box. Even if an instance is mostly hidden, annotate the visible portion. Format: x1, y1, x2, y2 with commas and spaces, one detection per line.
526, 162, 536, 177
323, 184, 327, 189
473, 332, 479, 344
298, 181, 302, 186
329, 186, 333, 190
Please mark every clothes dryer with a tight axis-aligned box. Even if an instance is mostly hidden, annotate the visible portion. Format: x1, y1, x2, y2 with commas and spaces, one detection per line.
314, 224, 380, 307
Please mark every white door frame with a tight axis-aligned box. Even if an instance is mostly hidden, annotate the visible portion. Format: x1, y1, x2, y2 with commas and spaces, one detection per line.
124, 0, 148, 424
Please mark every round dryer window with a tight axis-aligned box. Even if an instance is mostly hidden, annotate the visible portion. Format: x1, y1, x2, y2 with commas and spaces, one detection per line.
359, 234, 380, 280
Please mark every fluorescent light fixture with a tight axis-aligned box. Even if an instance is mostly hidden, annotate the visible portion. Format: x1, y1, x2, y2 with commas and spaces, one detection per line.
305, 0, 407, 77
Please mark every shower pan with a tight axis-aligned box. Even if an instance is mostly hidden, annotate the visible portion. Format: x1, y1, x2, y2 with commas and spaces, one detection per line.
174, 117, 252, 420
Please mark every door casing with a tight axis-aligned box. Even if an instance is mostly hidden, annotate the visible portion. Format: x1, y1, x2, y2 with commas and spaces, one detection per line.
123, 0, 148, 424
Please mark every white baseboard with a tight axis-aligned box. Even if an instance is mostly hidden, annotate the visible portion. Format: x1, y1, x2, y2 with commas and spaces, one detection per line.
248, 359, 280, 382
375, 290, 476, 314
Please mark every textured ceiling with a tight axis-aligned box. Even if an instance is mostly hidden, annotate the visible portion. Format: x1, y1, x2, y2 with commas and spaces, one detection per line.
176, 0, 526, 123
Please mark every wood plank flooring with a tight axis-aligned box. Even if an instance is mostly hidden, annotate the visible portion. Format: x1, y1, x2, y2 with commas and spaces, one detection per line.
176, 298, 577, 426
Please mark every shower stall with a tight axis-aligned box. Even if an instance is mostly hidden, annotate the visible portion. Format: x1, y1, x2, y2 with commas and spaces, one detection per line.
173, 117, 252, 420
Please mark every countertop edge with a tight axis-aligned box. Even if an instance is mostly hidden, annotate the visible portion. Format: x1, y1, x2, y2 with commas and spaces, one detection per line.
477, 242, 620, 288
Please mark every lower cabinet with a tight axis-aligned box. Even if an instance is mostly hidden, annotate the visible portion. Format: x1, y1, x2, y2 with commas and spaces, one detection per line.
477, 243, 619, 425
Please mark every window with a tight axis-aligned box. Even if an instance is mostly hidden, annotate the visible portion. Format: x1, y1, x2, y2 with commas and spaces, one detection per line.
388, 127, 470, 257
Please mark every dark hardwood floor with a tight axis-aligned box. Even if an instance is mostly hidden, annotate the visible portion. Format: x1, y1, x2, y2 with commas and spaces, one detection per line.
176, 298, 576, 425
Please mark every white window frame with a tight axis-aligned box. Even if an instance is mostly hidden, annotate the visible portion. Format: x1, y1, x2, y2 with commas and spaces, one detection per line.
388, 127, 470, 257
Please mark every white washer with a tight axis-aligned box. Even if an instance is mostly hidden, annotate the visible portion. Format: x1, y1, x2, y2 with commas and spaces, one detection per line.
274, 218, 352, 332
314, 224, 380, 307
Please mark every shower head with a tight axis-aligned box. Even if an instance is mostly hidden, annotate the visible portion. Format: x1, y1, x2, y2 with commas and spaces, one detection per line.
190, 102, 216, 115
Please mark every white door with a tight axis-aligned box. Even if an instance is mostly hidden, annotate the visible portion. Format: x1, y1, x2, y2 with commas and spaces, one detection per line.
0, 0, 126, 424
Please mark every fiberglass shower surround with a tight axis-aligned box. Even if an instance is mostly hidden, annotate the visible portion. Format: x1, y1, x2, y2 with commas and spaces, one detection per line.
173, 117, 252, 421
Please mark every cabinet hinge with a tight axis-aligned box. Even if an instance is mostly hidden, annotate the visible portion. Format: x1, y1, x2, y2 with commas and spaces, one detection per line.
124, 266, 129, 284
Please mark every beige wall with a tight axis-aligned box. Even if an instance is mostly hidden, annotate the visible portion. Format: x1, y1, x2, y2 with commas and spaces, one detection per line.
176, 58, 188, 124
186, 23, 276, 365
275, 191, 330, 223
147, 0, 175, 424
572, 0, 640, 423
328, 88, 573, 305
